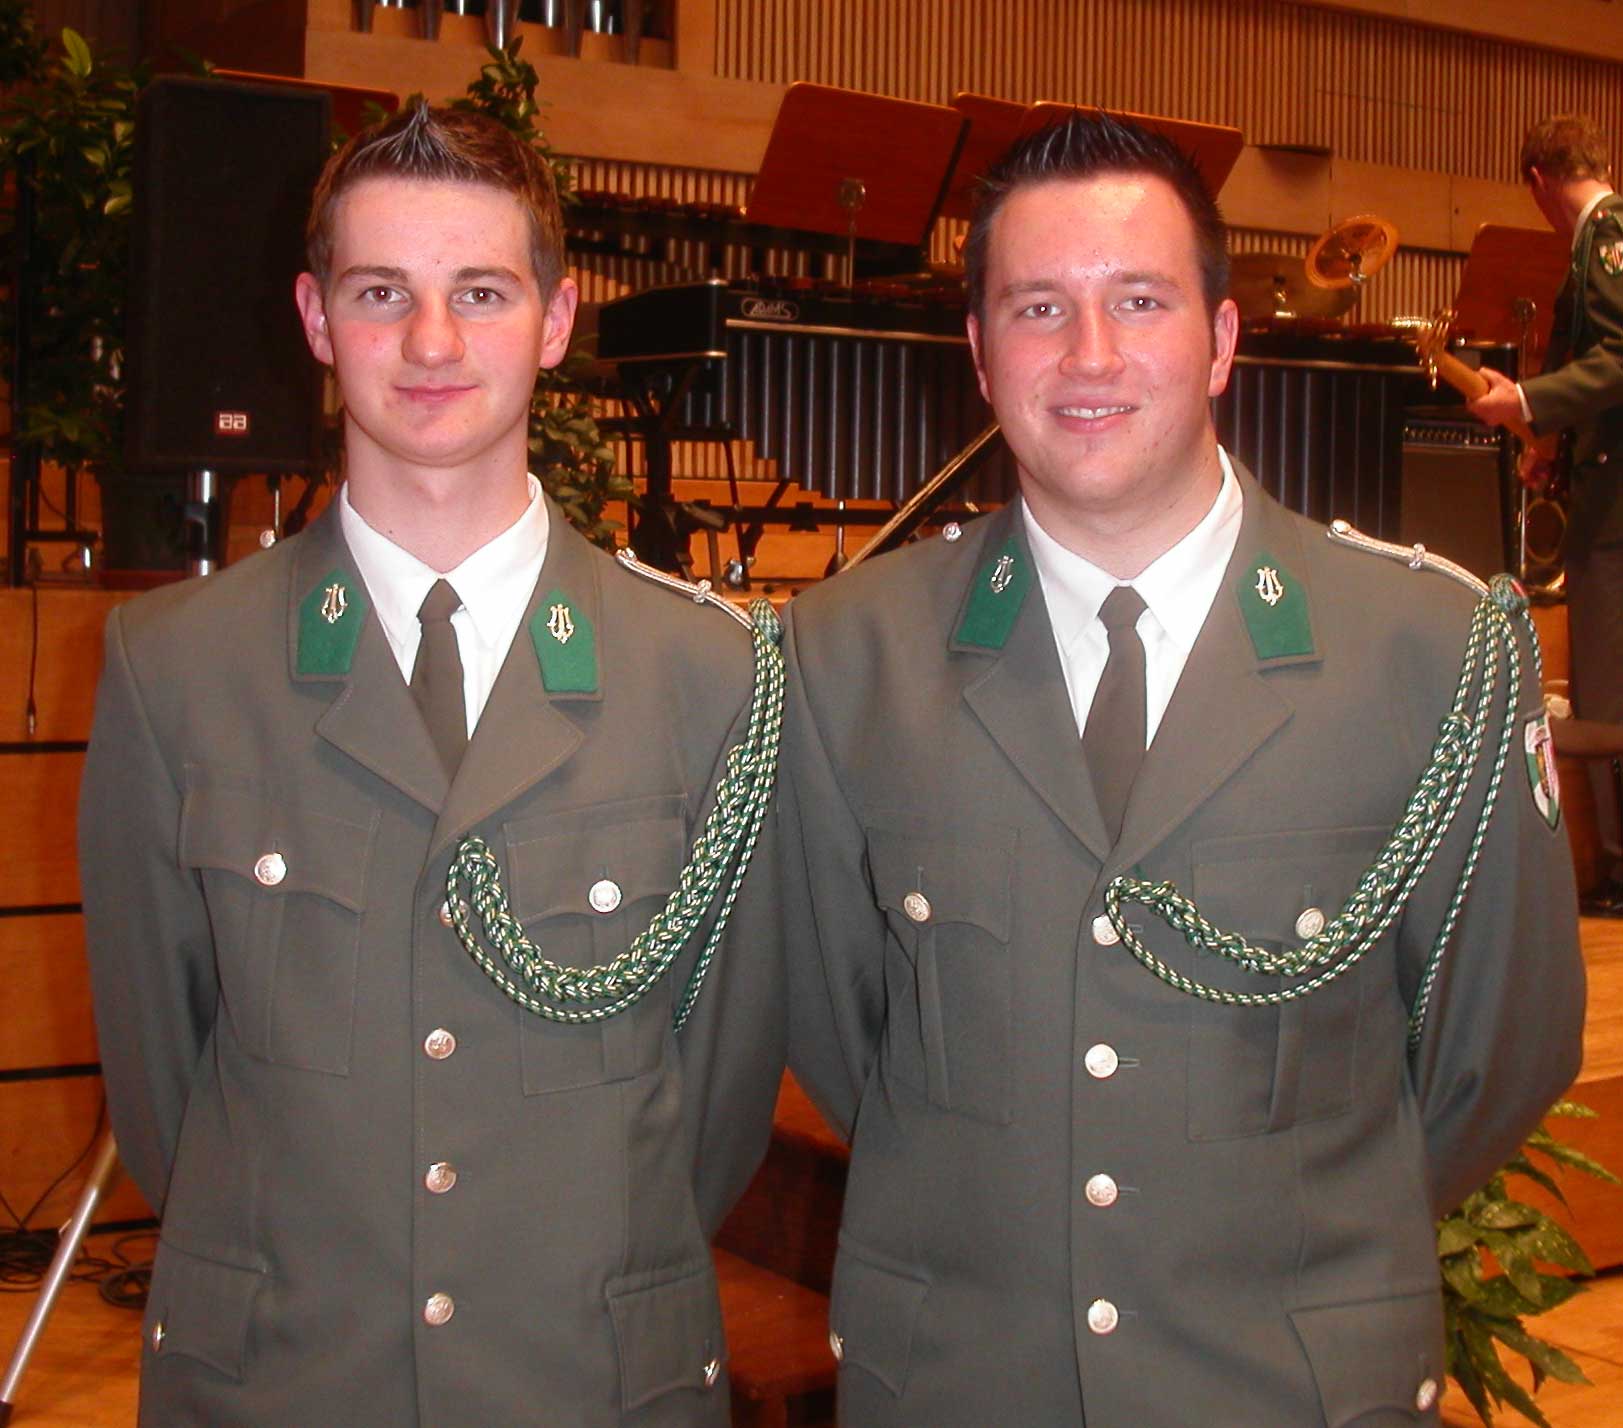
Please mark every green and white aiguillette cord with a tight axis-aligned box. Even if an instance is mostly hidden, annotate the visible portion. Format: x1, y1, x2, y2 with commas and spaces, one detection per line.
1103, 526, 1538, 1054
447, 562, 784, 1030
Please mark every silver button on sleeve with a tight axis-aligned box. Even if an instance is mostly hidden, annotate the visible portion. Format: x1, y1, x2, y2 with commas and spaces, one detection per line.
254, 851, 286, 886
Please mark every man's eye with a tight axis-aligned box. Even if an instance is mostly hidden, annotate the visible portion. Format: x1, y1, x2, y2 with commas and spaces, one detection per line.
461, 288, 502, 306
361, 286, 399, 304
1019, 301, 1059, 319
1121, 295, 1161, 313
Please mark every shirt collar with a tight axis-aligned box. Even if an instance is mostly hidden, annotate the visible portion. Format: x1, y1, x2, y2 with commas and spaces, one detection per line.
339, 474, 549, 654
1575, 188, 1614, 253
1021, 447, 1242, 652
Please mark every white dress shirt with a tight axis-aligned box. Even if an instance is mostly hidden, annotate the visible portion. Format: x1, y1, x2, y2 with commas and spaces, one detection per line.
339, 475, 549, 737
1023, 448, 1243, 745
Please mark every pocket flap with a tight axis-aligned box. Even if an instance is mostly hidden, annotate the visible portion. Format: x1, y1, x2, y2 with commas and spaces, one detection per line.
866, 825, 1013, 939
606, 1260, 725, 1413
1191, 826, 1387, 946
147, 1238, 265, 1381
506, 795, 686, 925
179, 771, 375, 912
829, 1241, 930, 1398
1290, 1287, 1443, 1425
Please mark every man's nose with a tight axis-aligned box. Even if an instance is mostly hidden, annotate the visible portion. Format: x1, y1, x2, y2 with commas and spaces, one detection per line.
1059, 305, 1126, 379
401, 298, 464, 368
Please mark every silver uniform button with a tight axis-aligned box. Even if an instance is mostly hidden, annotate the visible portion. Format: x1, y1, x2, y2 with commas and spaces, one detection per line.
1084, 1043, 1120, 1079
1294, 906, 1326, 939
1091, 913, 1120, 946
1598, 451, 1610, 465
942, 521, 963, 542
1085, 1173, 1119, 1207
1086, 1298, 1119, 1335
588, 878, 623, 914
828, 1330, 844, 1362
902, 891, 932, 923
438, 900, 454, 927
254, 851, 287, 887
423, 1292, 455, 1326
1415, 1377, 1438, 1412
425, 1161, 457, 1194
703, 1358, 721, 1388
150, 1320, 165, 1352
423, 1028, 457, 1060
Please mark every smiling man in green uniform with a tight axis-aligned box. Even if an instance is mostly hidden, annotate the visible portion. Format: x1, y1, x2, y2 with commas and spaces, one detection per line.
781, 111, 1585, 1426
81, 104, 782, 1426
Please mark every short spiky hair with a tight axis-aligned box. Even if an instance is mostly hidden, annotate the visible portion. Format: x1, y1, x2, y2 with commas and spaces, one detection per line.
1520, 114, 1612, 185
964, 109, 1230, 320
305, 102, 564, 293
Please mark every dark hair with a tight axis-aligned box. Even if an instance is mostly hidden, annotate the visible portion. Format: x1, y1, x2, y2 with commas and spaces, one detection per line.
305, 103, 564, 293
1519, 114, 1612, 185
964, 109, 1230, 319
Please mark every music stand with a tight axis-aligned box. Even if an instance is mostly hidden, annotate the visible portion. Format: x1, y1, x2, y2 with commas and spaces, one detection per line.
942, 94, 1243, 224
1453, 223, 1569, 370
745, 83, 968, 252
1024, 102, 1245, 196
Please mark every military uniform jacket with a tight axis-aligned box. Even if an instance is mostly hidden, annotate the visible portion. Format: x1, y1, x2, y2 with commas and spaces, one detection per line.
80, 499, 784, 1427
780, 468, 1585, 1428
1524, 191, 1623, 553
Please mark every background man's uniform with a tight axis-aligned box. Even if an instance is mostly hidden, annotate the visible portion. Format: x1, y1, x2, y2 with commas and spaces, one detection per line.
81, 496, 782, 1426
1524, 189, 1623, 874
781, 462, 1584, 1427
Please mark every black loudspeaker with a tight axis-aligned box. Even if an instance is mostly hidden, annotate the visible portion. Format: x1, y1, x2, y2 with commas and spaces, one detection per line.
125, 76, 330, 474
1398, 416, 1513, 579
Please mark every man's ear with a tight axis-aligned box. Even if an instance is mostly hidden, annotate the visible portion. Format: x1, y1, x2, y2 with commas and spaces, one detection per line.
967, 311, 992, 404
539, 275, 580, 371
294, 272, 333, 366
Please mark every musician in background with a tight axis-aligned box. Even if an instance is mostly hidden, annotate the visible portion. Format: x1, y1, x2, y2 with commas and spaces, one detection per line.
780, 110, 1584, 1426
1470, 113, 1623, 913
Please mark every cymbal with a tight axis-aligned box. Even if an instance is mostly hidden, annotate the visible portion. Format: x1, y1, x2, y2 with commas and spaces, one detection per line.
1228, 251, 1358, 320
1306, 213, 1399, 289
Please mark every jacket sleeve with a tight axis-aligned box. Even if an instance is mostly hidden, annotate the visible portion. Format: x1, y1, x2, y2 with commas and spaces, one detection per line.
79, 606, 218, 1214
1524, 217, 1623, 435
778, 606, 888, 1142
674, 669, 788, 1238
1400, 610, 1586, 1214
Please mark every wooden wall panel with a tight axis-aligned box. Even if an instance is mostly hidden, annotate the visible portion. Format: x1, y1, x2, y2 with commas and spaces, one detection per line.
0, 1077, 154, 1228
0, 915, 96, 1072
0, 752, 83, 908
713, 0, 1623, 191
0, 589, 130, 744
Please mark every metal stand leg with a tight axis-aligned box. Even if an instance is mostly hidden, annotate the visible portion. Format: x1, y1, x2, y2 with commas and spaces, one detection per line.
0, 1131, 122, 1427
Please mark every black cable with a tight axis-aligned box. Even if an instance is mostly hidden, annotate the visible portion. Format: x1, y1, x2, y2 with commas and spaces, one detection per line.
0, 1097, 108, 1293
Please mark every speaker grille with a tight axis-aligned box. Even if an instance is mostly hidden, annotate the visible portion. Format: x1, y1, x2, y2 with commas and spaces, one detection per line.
125, 77, 330, 474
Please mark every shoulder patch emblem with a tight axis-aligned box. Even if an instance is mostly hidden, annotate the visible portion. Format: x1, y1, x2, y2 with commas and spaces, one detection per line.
530, 589, 597, 693
1524, 713, 1562, 829
1235, 553, 1313, 660
954, 537, 1032, 650
1600, 239, 1623, 277
297, 569, 369, 676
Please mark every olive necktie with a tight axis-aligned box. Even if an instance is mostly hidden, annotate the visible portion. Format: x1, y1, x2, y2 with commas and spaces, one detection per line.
410, 579, 468, 777
1082, 586, 1148, 844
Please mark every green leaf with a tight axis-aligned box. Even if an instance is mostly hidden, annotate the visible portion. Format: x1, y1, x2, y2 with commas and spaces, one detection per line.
61, 27, 93, 79
1485, 1321, 1590, 1387
1439, 1217, 1481, 1255
1471, 1199, 1542, 1230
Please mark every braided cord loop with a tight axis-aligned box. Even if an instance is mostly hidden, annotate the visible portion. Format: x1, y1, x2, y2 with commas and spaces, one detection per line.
1104, 574, 1534, 1052
446, 597, 784, 1030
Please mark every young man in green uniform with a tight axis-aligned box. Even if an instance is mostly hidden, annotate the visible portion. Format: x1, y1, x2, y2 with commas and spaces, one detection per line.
782, 111, 1585, 1427
81, 105, 782, 1426
1471, 113, 1623, 913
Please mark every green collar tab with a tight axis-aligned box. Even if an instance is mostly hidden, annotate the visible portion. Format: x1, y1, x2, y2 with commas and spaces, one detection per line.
530, 589, 597, 693
297, 569, 369, 676
1236, 552, 1313, 660
954, 537, 1032, 650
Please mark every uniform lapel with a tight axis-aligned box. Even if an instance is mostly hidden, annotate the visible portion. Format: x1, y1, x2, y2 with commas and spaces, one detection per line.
957, 507, 1115, 863
290, 504, 448, 815
428, 503, 595, 858
1111, 465, 1314, 873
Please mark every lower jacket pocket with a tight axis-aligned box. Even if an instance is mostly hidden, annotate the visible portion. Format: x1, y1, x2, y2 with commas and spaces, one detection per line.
606, 1258, 727, 1413
829, 1239, 931, 1398
1290, 1285, 1445, 1425
144, 1237, 266, 1381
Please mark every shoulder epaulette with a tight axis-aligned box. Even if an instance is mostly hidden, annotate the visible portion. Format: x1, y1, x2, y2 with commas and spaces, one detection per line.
614, 548, 757, 633
1325, 519, 1490, 596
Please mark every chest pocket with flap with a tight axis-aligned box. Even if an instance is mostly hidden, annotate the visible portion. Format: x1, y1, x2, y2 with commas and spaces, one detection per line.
179, 768, 378, 1076
1183, 826, 1387, 1141
503, 793, 688, 1094
865, 820, 1016, 1124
